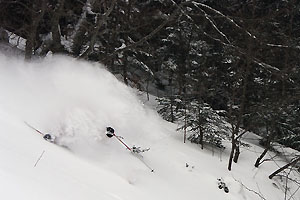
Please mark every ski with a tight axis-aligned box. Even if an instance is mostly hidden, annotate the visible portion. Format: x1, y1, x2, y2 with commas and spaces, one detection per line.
114, 132, 154, 172
24, 121, 56, 143
106, 127, 154, 172
131, 152, 154, 172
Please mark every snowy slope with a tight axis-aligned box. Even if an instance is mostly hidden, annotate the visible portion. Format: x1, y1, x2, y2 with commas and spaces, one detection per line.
0, 54, 299, 200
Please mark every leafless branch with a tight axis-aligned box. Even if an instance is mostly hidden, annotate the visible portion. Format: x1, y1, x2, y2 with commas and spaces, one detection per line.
269, 156, 300, 179
107, 4, 181, 57
288, 185, 300, 200
191, 1, 300, 51
191, 1, 255, 39
191, 3, 230, 43
169, 0, 282, 74
233, 177, 267, 200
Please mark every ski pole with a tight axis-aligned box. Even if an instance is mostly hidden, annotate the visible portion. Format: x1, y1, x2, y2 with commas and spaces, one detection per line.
24, 121, 43, 135
107, 127, 154, 172
114, 134, 154, 172
133, 153, 154, 172
34, 150, 45, 167
24, 121, 56, 143
112, 133, 132, 151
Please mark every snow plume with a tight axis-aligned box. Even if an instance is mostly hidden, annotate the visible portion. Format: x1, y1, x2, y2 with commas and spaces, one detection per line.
0, 54, 165, 158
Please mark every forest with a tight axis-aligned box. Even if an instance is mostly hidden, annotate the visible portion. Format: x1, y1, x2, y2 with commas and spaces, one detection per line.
0, 0, 299, 171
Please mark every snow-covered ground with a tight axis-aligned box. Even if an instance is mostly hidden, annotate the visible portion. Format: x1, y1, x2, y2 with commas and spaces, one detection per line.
0, 54, 299, 200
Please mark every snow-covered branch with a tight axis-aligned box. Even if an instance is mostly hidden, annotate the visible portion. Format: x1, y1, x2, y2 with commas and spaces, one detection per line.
191, 1, 255, 39
109, 5, 181, 56
80, 0, 117, 57
191, 3, 230, 43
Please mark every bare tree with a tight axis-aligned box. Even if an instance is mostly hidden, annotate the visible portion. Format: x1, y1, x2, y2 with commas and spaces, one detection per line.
0, 27, 9, 42
50, 0, 65, 53
24, 0, 47, 59
80, 0, 117, 58
269, 156, 300, 179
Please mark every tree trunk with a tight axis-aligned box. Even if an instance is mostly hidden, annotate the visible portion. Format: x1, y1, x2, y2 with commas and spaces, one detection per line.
228, 131, 236, 171
50, 0, 65, 53
255, 129, 273, 168
254, 148, 269, 167
24, 0, 47, 60
269, 157, 300, 179
170, 95, 175, 123
233, 143, 240, 163
80, 0, 117, 58
0, 27, 8, 42
197, 107, 203, 148
227, 42, 252, 170
146, 79, 150, 101
183, 99, 187, 143
25, 34, 34, 60
71, 0, 95, 56
199, 126, 204, 149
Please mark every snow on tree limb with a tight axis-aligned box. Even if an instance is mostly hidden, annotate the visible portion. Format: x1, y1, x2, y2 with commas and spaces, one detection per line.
80, 0, 117, 58
169, 0, 232, 47
191, 3, 231, 44
190, 1, 255, 39
169, 1, 281, 74
253, 59, 281, 72
71, 0, 95, 40
110, 5, 181, 56
189, 1, 300, 52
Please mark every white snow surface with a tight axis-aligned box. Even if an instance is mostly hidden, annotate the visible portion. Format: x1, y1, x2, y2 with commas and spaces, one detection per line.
0, 54, 299, 200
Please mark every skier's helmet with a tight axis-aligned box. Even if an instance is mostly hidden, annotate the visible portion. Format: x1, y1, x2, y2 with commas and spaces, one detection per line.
43, 134, 52, 140
106, 127, 114, 133
106, 127, 114, 138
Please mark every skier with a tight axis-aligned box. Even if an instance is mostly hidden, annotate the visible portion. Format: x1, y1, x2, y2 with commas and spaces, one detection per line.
24, 121, 56, 143
106, 127, 149, 152
105, 126, 154, 172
